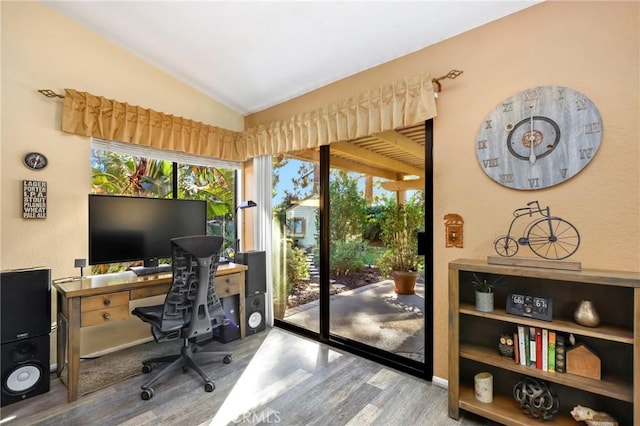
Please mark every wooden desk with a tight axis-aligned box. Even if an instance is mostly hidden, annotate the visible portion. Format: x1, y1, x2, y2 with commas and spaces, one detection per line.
53, 262, 247, 402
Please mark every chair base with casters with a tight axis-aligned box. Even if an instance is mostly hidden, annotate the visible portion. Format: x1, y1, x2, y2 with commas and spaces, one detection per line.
138, 336, 233, 400
132, 235, 232, 401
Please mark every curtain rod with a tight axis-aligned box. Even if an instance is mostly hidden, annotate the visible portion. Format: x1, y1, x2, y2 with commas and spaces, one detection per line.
38, 69, 464, 100
431, 69, 464, 93
38, 89, 65, 99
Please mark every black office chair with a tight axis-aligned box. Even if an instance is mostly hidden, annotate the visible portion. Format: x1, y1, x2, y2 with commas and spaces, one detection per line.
132, 235, 232, 400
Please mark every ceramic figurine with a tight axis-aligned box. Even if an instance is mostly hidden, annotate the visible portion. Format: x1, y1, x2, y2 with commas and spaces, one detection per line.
570, 405, 618, 426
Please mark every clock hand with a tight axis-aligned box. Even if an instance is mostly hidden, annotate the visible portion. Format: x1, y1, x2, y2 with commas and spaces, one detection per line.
529, 105, 536, 165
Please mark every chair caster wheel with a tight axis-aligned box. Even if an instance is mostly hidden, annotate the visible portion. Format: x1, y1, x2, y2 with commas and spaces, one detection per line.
142, 364, 152, 374
204, 381, 215, 392
223, 355, 232, 364
141, 388, 154, 400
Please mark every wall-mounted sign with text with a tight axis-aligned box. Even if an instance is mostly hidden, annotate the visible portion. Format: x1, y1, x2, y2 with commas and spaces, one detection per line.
23, 180, 47, 219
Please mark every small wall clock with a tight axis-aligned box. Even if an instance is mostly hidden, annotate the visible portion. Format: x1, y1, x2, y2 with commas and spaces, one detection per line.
23, 152, 48, 170
476, 86, 602, 190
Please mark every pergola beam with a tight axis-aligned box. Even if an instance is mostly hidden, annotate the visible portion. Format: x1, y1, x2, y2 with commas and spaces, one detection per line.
331, 141, 424, 177
373, 131, 425, 160
380, 177, 425, 191
289, 150, 399, 180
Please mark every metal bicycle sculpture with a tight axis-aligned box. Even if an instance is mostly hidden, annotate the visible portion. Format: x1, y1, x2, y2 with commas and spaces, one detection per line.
494, 201, 580, 260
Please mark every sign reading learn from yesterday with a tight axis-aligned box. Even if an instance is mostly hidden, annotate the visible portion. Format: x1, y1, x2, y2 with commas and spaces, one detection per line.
23, 180, 47, 219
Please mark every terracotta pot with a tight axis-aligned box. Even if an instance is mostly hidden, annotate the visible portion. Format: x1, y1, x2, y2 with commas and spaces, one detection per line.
393, 270, 418, 295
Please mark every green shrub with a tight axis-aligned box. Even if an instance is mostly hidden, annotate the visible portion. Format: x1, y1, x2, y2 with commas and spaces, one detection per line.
286, 245, 309, 296
330, 240, 366, 276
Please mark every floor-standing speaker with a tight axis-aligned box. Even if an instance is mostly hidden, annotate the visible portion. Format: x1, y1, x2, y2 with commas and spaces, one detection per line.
245, 293, 266, 335
215, 295, 241, 343
235, 251, 266, 296
1, 268, 51, 406
1, 334, 50, 406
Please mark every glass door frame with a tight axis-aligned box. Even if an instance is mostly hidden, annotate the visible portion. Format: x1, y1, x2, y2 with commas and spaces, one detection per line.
275, 119, 434, 381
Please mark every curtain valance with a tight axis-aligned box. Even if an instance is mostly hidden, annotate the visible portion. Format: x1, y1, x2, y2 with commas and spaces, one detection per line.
60, 72, 436, 162
61, 89, 246, 162
240, 72, 437, 158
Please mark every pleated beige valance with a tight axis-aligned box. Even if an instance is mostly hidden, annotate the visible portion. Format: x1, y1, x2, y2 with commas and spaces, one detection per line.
61, 89, 246, 162
240, 72, 437, 158
61, 72, 436, 162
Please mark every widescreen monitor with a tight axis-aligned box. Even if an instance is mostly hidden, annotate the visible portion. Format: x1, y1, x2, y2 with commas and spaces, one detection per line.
89, 194, 206, 267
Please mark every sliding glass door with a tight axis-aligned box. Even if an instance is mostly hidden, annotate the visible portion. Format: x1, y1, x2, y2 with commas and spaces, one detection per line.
273, 121, 433, 378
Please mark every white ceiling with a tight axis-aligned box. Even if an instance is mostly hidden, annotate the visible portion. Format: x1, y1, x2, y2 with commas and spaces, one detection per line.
43, 1, 539, 115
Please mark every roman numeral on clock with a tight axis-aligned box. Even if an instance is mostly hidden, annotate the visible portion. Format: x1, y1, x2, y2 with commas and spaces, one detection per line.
477, 140, 487, 150
528, 178, 540, 188
499, 174, 513, 184
483, 158, 499, 168
580, 148, 594, 159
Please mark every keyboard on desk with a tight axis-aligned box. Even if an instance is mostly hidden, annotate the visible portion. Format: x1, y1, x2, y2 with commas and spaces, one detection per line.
130, 264, 172, 276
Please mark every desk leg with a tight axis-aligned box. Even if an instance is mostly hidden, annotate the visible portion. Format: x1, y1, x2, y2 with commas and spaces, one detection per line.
239, 271, 246, 339
56, 292, 66, 378
66, 297, 81, 402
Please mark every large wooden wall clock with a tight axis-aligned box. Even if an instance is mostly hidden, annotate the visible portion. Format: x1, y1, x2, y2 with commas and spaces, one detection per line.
476, 86, 602, 190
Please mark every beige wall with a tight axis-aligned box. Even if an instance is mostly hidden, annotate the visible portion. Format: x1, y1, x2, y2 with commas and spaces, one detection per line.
1, 2, 244, 355
245, 1, 640, 380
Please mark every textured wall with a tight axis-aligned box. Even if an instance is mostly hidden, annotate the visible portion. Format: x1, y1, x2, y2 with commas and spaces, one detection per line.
1, 2, 244, 356
245, 1, 640, 380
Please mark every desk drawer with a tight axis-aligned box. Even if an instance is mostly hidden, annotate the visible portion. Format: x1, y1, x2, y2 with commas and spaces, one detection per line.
215, 274, 242, 297
81, 291, 130, 327
82, 291, 129, 312
81, 305, 129, 327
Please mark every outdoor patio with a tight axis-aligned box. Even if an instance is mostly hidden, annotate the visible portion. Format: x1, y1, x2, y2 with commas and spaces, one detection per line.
283, 280, 425, 362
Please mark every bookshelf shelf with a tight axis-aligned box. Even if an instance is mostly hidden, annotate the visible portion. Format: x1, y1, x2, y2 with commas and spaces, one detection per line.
459, 343, 633, 402
449, 259, 639, 425
459, 304, 633, 344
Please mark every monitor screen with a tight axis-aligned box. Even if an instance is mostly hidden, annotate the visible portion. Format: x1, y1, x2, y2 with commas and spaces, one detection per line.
89, 194, 206, 266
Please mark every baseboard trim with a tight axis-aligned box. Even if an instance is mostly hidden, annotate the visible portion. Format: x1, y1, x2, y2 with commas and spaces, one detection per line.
432, 375, 448, 389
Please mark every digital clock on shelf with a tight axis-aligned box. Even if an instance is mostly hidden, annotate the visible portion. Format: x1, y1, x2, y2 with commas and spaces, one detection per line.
506, 293, 553, 321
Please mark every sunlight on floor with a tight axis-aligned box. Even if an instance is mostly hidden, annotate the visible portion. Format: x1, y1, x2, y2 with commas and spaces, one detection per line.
208, 329, 343, 425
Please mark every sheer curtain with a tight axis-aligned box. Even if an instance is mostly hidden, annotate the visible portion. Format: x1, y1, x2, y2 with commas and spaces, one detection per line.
252, 155, 274, 325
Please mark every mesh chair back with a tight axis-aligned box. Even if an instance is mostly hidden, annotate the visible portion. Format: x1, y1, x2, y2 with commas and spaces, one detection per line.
158, 235, 225, 338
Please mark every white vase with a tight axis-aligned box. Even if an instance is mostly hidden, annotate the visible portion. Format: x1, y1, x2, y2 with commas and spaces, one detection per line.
475, 291, 494, 312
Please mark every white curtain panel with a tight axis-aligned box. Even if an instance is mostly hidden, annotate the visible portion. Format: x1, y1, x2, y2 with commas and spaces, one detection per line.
253, 155, 274, 325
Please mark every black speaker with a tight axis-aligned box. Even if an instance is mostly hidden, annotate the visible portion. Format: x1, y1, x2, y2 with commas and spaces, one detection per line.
214, 295, 240, 343
1, 334, 50, 406
235, 251, 266, 296
245, 294, 266, 335
1, 268, 51, 344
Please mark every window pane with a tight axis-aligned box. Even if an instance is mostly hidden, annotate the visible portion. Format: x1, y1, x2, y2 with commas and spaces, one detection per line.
91, 148, 172, 198
177, 163, 236, 255
90, 149, 237, 273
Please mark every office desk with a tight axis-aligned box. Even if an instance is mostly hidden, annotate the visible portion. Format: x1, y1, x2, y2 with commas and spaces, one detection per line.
53, 262, 247, 402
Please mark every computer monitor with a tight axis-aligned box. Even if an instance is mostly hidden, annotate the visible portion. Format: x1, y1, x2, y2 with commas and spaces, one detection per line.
89, 194, 206, 267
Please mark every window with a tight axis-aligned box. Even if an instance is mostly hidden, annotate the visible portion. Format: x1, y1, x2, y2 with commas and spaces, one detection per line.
90, 139, 240, 273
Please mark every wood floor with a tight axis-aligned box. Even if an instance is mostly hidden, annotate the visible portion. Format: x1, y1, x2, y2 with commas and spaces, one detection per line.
1, 328, 488, 426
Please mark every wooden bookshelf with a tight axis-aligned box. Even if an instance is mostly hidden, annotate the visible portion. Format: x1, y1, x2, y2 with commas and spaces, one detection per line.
449, 259, 639, 425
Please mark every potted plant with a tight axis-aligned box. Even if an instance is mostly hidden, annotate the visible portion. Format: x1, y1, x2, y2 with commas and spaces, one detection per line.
377, 201, 424, 294
471, 272, 503, 312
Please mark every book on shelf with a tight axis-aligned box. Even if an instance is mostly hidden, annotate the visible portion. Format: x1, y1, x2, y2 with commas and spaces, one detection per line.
513, 331, 520, 364
529, 326, 536, 366
548, 331, 556, 372
518, 325, 527, 366
556, 334, 566, 373
542, 328, 549, 371
535, 328, 542, 369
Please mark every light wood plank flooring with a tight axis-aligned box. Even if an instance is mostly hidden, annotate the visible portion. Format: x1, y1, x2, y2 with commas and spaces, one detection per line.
1, 328, 488, 426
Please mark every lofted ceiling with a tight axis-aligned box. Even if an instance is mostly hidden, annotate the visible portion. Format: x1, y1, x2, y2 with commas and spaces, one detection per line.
42, 1, 540, 183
